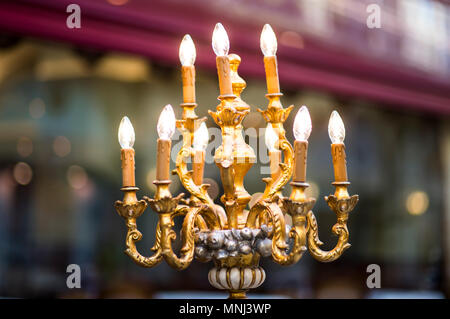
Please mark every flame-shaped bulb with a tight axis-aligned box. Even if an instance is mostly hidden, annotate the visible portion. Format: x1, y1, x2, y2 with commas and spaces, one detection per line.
293, 105, 312, 141
212, 23, 230, 56
193, 122, 209, 151
328, 110, 345, 144
157, 104, 176, 140
260, 24, 278, 56
265, 124, 278, 152
118, 116, 135, 149
179, 34, 196, 66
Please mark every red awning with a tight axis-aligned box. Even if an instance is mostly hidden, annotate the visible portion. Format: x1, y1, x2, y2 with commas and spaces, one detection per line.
0, 0, 449, 114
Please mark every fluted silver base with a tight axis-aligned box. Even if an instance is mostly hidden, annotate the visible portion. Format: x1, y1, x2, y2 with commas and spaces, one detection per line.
208, 266, 266, 298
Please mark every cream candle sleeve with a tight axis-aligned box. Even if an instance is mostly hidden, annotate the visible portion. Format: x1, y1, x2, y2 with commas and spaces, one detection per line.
216, 56, 233, 96
293, 140, 308, 183
121, 148, 136, 187
263, 56, 280, 94
181, 65, 196, 103
156, 139, 172, 181
331, 143, 348, 182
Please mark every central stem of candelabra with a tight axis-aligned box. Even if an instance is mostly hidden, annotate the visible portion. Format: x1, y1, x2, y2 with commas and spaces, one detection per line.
209, 54, 255, 230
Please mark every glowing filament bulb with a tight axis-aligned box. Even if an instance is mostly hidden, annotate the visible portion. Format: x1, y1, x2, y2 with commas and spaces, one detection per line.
328, 110, 345, 144
265, 124, 278, 152
260, 24, 277, 56
193, 122, 209, 151
118, 116, 135, 149
157, 104, 176, 140
293, 105, 312, 142
179, 34, 196, 66
212, 23, 230, 56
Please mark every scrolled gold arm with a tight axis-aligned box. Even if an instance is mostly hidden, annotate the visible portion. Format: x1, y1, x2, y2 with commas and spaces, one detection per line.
175, 145, 212, 205
274, 197, 316, 265
307, 194, 359, 262
262, 137, 294, 200
246, 201, 288, 259
114, 197, 163, 268
146, 189, 220, 270
258, 97, 294, 202
175, 144, 227, 229
157, 205, 208, 270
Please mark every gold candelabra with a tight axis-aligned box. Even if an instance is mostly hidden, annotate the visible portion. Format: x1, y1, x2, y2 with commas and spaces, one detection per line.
114, 23, 358, 299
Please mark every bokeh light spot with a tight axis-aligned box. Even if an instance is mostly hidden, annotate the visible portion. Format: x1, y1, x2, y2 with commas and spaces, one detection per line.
146, 168, 157, 193
53, 136, 71, 157
406, 191, 429, 216
107, 0, 129, 6
13, 162, 33, 186
203, 178, 219, 200
29, 98, 46, 119
280, 31, 304, 49
67, 165, 88, 190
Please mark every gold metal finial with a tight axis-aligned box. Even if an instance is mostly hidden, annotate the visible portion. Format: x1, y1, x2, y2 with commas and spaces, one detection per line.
229, 54, 246, 98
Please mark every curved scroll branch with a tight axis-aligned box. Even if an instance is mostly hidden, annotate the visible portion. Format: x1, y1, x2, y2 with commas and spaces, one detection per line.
262, 138, 294, 201
272, 198, 317, 265
174, 145, 225, 229
159, 205, 206, 270
246, 201, 289, 261
175, 146, 212, 205
307, 195, 358, 262
114, 200, 163, 268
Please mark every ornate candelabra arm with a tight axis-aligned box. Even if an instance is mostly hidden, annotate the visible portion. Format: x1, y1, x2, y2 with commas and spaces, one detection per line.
151, 204, 206, 271
272, 197, 316, 265
306, 192, 359, 262
124, 217, 163, 267
262, 137, 294, 200
258, 99, 294, 202
246, 201, 288, 255
175, 145, 227, 229
114, 188, 163, 268
175, 145, 212, 205
175, 117, 227, 228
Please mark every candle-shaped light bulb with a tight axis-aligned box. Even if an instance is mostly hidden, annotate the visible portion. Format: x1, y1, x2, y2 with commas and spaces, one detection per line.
265, 124, 278, 152
192, 122, 208, 185
179, 34, 196, 66
157, 104, 176, 140
118, 116, 135, 149
260, 24, 277, 56
292, 106, 310, 184
156, 105, 175, 182
193, 122, 209, 151
329, 110, 348, 183
293, 105, 312, 142
118, 116, 136, 188
328, 110, 345, 144
261, 24, 280, 94
212, 23, 230, 56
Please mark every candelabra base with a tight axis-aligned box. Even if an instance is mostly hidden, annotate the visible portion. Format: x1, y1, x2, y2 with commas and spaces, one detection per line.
208, 266, 266, 299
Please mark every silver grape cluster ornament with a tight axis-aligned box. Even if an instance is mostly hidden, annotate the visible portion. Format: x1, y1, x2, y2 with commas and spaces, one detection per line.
194, 225, 280, 260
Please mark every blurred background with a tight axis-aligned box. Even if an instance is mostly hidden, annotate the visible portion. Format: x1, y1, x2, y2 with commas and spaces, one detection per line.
0, 0, 449, 299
